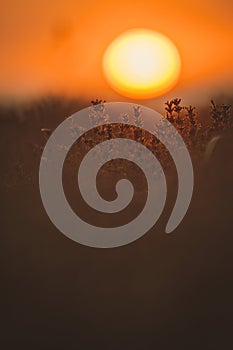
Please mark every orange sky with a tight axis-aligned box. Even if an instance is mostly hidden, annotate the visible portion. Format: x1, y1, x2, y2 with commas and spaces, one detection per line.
1, 0, 233, 104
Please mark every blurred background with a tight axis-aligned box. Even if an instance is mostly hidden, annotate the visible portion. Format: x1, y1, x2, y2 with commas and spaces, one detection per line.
1, 1, 233, 349
1, 0, 233, 106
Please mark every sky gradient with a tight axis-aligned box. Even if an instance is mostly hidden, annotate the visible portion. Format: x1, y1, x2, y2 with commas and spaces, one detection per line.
1, 0, 233, 104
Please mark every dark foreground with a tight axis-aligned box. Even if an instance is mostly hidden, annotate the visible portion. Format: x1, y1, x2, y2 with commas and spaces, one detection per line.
1, 99, 233, 349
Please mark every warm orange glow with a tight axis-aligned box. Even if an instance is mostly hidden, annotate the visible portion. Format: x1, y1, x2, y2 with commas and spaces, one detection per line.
103, 29, 181, 99
0, 1, 233, 101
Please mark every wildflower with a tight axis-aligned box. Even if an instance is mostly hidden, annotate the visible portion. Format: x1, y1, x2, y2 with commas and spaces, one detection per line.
133, 106, 143, 128
210, 100, 231, 130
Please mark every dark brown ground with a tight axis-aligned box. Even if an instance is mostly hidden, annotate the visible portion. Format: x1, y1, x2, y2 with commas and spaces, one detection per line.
1, 99, 233, 349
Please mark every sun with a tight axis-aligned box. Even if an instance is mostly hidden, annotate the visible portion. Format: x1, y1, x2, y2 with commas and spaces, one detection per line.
103, 29, 181, 99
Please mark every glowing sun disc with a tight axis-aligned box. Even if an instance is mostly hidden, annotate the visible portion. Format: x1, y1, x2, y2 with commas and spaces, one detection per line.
103, 29, 181, 99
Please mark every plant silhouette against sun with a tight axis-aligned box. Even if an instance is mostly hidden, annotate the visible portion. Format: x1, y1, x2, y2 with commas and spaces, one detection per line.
38, 97, 232, 168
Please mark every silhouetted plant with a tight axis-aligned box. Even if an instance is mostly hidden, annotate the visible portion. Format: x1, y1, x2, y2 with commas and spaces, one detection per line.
210, 99, 231, 130
121, 113, 130, 124
173, 98, 182, 118
36, 96, 232, 176
133, 106, 144, 141
89, 99, 109, 134
133, 106, 143, 128
165, 100, 175, 122
165, 98, 184, 128
91, 99, 106, 108
184, 105, 201, 138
